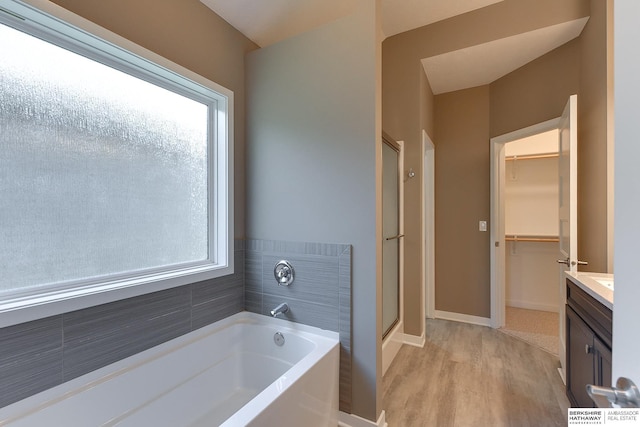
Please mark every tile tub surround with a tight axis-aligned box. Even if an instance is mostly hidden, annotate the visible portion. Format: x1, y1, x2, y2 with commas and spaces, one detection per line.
0, 312, 340, 426
0, 244, 245, 409
244, 239, 352, 414
0, 238, 353, 413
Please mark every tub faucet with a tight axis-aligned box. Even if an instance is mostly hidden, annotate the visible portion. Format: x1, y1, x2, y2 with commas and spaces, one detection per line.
270, 302, 289, 317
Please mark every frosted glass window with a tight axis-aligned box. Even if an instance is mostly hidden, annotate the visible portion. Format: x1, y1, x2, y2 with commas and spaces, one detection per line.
0, 19, 221, 296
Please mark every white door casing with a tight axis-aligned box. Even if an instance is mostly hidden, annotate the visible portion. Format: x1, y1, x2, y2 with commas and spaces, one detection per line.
423, 130, 435, 320
557, 94, 578, 379
558, 94, 578, 273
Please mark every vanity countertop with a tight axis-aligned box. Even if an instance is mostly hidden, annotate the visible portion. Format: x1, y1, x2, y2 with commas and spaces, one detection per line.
565, 271, 613, 310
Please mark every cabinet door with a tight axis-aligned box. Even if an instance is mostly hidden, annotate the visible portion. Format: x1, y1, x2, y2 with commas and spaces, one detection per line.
594, 336, 612, 388
567, 306, 596, 407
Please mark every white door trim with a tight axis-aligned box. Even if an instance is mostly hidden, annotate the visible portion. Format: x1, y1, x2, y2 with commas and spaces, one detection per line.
490, 118, 560, 328
423, 130, 435, 320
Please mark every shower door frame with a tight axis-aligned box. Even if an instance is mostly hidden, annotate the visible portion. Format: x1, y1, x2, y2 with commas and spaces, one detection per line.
381, 133, 404, 340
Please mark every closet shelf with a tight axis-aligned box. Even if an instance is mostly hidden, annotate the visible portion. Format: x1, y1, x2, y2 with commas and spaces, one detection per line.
505, 235, 559, 243
505, 153, 558, 161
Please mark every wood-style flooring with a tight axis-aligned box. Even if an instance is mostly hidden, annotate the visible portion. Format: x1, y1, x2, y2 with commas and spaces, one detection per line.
382, 319, 570, 426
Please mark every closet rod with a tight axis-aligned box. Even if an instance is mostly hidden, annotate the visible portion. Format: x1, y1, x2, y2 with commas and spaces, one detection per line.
505, 153, 558, 161
505, 235, 559, 243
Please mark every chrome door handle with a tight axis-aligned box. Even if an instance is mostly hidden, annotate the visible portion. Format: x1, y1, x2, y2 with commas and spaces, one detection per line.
557, 258, 570, 266
587, 377, 640, 408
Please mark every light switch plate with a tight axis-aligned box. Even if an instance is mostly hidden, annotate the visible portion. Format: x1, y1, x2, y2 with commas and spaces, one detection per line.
479, 221, 487, 232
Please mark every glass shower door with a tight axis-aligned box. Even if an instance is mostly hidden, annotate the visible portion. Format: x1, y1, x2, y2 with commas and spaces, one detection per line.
382, 139, 400, 338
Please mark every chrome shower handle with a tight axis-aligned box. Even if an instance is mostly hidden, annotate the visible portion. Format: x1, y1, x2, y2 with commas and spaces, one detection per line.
274, 260, 294, 286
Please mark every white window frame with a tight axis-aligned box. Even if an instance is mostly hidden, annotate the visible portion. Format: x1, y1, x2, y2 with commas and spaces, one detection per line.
0, 0, 234, 328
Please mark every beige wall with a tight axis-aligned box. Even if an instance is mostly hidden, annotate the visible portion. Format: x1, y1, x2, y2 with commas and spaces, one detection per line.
434, 42, 582, 318
434, 86, 491, 317
382, 0, 608, 322
385, 0, 589, 61
492, 0, 612, 273
50, 0, 258, 239
489, 40, 581, 137
577, 0, 613, 273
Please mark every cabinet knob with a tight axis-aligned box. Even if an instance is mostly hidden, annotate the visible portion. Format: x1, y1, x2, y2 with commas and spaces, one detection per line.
585, 344, 593, 354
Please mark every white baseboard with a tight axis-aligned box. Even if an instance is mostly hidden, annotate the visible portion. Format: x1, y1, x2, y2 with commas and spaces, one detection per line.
506, 300, 559, 313
402, 330, 425, 348
557, 367, 566, 385
434, 310, 492, 327
559, 339, 566, 385
339, 410, 387, 427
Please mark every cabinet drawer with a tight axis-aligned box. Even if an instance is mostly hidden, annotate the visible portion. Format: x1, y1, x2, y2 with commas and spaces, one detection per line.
566, 279, 612, 348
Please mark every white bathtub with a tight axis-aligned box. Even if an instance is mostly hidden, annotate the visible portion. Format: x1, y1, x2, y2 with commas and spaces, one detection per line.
0, 312, 340, 426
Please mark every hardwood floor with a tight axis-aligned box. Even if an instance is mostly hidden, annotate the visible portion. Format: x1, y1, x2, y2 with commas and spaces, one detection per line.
382, 319, 570, 426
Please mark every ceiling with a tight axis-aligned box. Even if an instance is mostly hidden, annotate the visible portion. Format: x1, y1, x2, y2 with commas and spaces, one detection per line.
422, 17, 589, 94
199, 0, 588, 94
199, 0, 359, 47
200, 0, 506, 46
381, 0, 504, 37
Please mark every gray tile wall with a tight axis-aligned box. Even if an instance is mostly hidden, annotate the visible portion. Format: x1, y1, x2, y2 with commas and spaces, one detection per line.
0, 239, 353, 414
0, 244, 244, 409
244, 239, 352, 414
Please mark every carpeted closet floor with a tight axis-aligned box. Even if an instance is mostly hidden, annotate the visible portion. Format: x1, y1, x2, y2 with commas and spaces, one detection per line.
499, 306, 559, 356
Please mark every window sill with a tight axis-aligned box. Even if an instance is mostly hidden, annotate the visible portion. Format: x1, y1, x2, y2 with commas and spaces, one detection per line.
0, 263, 233, 328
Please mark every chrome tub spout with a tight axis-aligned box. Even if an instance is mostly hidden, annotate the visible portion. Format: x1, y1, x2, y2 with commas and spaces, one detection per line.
270, 303, 289, 317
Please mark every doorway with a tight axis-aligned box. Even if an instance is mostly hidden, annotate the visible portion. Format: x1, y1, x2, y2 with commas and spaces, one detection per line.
490, 119, 562, 351
492, 96, 578, 383
502, 129, 560, 355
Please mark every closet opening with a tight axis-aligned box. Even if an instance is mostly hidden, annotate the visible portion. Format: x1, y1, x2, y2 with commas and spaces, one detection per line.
490, 118, 562, 357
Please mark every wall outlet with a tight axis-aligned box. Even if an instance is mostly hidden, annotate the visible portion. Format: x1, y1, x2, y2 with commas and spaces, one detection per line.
479, 221, 487, 232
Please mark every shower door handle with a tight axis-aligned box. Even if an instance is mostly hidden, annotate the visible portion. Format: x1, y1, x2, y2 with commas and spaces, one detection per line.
385, 234, 404, 241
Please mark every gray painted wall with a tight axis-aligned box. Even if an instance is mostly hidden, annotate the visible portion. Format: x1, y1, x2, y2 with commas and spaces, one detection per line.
245, 2, 380, 420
